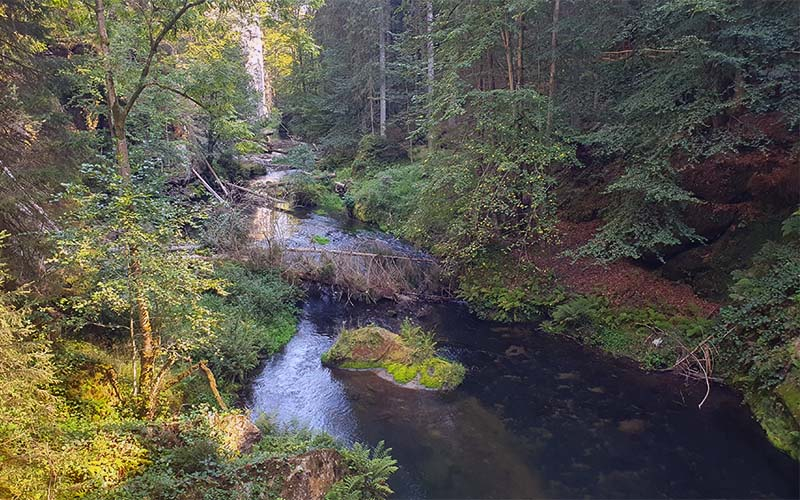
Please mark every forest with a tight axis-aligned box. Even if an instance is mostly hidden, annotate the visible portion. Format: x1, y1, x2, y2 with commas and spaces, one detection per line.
0, 0, 798, 498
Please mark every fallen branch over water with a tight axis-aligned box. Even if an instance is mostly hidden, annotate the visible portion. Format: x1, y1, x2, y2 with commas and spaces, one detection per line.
225, 181, 289, 205
285, 246, 437, 263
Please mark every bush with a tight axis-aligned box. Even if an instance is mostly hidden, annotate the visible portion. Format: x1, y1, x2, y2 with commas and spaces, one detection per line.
327, 442, 398, 500
544, 295, 712, 367
193, 262, 300, 390
348, 162, 425, 230
351, 134, 407, 176
282, 144, 317, 170
458, 256, 565, 322
713, 211, 800, 457
283, 172, 344, 214
201, 206, 251, 252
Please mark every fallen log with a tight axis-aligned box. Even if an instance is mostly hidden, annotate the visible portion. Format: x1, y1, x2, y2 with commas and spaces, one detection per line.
191, 167, 226, 204
225, 181, 290, 205
284, 246, 436, 263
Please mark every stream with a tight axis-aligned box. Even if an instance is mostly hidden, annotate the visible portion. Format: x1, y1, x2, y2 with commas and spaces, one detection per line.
246, 169, 799, 499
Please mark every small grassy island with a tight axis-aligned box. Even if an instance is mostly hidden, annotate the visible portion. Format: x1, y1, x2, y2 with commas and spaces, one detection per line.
322, 321, 466, 390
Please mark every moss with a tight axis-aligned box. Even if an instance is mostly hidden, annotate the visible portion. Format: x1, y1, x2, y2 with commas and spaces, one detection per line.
776, 372, 800, 423
384, 362, 420, 384
322, 325, 465, 390
418, 358, 466, 390
744, 388, 800, 460
340, 360, 381, 370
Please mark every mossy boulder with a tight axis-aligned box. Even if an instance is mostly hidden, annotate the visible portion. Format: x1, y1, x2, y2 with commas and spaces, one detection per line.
322, 326, 465, 390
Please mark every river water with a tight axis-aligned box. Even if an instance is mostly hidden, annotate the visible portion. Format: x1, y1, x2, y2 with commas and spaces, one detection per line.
246, 172, 799, 499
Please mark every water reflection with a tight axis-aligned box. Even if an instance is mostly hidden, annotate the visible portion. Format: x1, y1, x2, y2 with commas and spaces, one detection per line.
250, 297, 799, 499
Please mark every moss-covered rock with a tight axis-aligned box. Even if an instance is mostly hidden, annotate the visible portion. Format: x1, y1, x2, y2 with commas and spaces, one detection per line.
322, 326, 465, 390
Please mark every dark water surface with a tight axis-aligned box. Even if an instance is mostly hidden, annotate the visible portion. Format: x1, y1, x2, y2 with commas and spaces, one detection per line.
250, 296, 799, 499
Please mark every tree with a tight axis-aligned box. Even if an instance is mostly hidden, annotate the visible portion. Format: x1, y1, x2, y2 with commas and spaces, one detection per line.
91, 0, 216, 175
0, 233, 62, 498
378, 0, 388, 137
54, 165, 228, 418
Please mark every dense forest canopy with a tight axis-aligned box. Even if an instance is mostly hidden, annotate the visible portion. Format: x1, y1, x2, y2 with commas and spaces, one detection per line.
0, 0, 798, 497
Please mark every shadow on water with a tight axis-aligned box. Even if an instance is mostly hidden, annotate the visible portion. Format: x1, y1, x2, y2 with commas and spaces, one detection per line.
249, 295, 800, 499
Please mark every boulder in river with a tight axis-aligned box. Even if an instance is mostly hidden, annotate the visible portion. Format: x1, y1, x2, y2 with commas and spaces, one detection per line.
321, 325, 465, 390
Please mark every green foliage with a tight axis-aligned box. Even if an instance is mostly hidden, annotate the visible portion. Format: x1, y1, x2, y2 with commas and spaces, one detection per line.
717, 227, 799, 391
405, 90, 569, 266
0, 233, 64, 499
544, 295, 712, 368
283, 144, 318, 169
712, 210, 800, 456
284, 171, 344, 214
458, 256, 565, 322
351, 134, 407, 176
576, 158, 703, 262
348, 162, 426, 230
53, 165, 224, 394
578, 0, 799, 258
196, 262, 300, 388
327, 442, 398, 500
400, 319, 436, 363
312, 234, 331, 245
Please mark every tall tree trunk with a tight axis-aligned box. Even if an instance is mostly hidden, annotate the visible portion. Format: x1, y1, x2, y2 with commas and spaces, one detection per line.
426, 0, 434, 147
501, 29, 514, 91
426, 0, 434, 94
515, 14, 524, 88
93, 0, 208, 419
489, 52, 495, 90
546, 0, 560, 133
264, 67, 274, 117
94, 0, 131, 177
379, 0, 387, 138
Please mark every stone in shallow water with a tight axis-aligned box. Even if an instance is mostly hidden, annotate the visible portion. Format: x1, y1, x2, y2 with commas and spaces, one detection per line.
617, 418, 647, 434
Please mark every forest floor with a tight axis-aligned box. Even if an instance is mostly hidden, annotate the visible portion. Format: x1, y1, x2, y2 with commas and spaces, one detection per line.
533, 220, 718, 316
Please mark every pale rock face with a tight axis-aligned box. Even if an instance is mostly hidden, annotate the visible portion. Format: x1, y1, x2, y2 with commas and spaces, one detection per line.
239, 15, 267, 119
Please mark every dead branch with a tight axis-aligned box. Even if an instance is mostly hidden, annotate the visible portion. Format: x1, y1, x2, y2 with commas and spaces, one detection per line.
225, 181, 290, 205
199, 361, 228, 411
191, 167, 226, 203
286, 247, 437, 263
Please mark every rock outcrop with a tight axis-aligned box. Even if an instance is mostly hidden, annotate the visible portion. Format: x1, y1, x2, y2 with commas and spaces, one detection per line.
236, 448, 348, 500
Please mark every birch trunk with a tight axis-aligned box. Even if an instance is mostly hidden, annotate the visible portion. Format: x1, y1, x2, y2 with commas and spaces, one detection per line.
379, 1, 387, 138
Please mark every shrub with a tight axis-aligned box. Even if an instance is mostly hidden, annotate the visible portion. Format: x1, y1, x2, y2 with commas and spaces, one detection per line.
712, 211, 800, 457
201, 206, 251, 252
193, 262, 300, 391
282, 144, 317, 169
351, 134, 407, 176
544, 295, 712, 368
327, 442, 398, 500
348, 162, 424, 229
458, 256, 565, 322
283, 172, 344, 214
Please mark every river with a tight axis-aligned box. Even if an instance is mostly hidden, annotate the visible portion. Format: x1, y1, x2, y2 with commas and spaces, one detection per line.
245, 170, 799, 499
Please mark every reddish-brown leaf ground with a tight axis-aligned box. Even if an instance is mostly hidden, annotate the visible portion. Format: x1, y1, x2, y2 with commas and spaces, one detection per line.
531, 221, 719, 317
